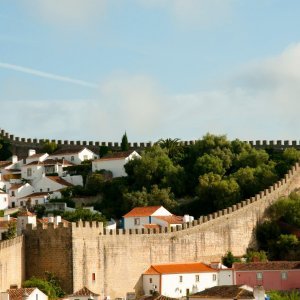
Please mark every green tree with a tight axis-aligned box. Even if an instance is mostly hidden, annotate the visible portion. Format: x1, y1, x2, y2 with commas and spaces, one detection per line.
222, 251, 241, 268
62, 208, 106, 223
2, 222, 16, 240
121, 132, 129, 151
197, 173, 240, 213
23, 277, 57, 299
245, 250, 268, 262
123, 185, 178, 212
0, 137, 12, 160
85, 173, 105, 195
42, 141, 58, 154
156, 138, 184, 163
194, 154, 225, 176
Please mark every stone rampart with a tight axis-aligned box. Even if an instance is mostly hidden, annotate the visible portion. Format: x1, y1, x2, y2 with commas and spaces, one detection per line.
23, 163, 300, 298
0, 236, 25, 291
2, 127, 300, 159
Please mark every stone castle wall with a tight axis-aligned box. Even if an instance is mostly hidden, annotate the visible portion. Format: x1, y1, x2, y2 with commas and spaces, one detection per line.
2, 127, 300, 159
0, 236, 25, 291
23, 163, 300, 298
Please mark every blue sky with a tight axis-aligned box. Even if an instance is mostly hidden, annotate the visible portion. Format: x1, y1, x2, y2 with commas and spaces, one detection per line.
1, 0, 300, 142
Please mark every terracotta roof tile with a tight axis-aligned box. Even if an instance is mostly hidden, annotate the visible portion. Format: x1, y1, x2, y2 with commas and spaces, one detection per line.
123, 206, 163, 217
189, 285, 254, 299
143, 224, 161, 229
233, 261, 300, 271
10, 184, 24, 190
52, 147, 87, 155
144, 262, 216, 275
19, 192, 49, 199
69, 287, 99, 297
7, 288, 36, 300
47, 176, 73, 187
154, 215, 183, 224
139, 295, 179, 300
18, 210, 35, 217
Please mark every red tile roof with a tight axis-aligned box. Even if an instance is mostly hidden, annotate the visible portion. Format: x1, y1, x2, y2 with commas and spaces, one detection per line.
68, 286, 99, 297
123, 206, 163, 217
27, 153, 47, 159
233, 261, 300, 271
0, 219, 17, 229
7, 288, 36, 300
52, 147, 90, 155
9, 184, 24, 190
19, 192, 49, 199
47, 176, 73, 187
189, 285, 254, 299
154, 215, 183, 224
143, 224, 161, 229
139, 295, 178, 300
144, 262, 216, 275
18, 210, 35, 217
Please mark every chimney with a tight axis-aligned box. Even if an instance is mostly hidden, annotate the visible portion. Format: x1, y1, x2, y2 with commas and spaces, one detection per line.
12, 155, 18, 164
28, 149, 36, 157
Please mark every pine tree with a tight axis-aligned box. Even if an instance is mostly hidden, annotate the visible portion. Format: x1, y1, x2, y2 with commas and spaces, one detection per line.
121, 132, 129, 151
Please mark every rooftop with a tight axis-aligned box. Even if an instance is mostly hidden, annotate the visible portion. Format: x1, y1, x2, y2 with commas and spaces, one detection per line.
123, 206, 163, 218
233, 261, 300, 271
189, 285, 254, 299
7, 288, 36, 300
68, 286, 99, 297
144, 262, 215, 275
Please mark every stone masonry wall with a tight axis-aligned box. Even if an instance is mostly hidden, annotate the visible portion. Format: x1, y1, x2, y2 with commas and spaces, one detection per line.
2, 127, 300, 159
24, 223, 73, 293
23, 163, 300, 299
0, 236, 25, 291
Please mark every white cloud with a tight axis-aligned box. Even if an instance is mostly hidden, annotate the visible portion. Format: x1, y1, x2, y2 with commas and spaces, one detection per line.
136, 0, 234, 27
3, 43, 300, 142
169, 43, 300, 140
24, 0, 107, 27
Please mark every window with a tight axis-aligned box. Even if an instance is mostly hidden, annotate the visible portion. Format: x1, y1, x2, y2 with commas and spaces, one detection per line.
35, 200, 38, 205
20, 201, 23, 206
11, 191, 15, 197
256, 272, 263, 280
27, 168, 32, 177
134, 218, 140, 225
4, 197, 6, 202
40, 189, 43, 192
281, 272, 287, 280
71, 156, 74, 161
179, 275, 183, 282
213, 274, 217, 281
47, 188, 50, 192
195, 275, 199, 282
92, 273, 95, 281
149, 278, 152, 283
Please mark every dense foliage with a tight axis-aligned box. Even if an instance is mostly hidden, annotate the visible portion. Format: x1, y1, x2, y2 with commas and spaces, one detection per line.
268, 290, 300, 300
63, 134, 299, 220
256, 192, 300, 260
23, 272, 64, 299
2, 222, 16, 240
0, 137, 12, 160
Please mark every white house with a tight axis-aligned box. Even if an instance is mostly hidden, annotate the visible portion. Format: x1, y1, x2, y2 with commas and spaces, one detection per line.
25, 150, 49, 165
0, 190, 9, 210
143, 262, 218, 298
7, 183, 34, 208
21, 161, 45, 181
48, 147, 99, 165
68, 286, 100, 300
18, 192, 50, 207
123, 206, 175, 230
92, 150, 141, 177
33, 175, 73, 193
17, 210, 37, 235
209, 262, 234, 286
1, 287, 48, 300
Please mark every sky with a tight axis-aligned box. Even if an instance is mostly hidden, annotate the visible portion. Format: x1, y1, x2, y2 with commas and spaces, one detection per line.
1, 1, 300, 143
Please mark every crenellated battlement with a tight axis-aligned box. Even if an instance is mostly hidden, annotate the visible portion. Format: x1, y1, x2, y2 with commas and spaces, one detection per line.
2, 127, 300, 154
